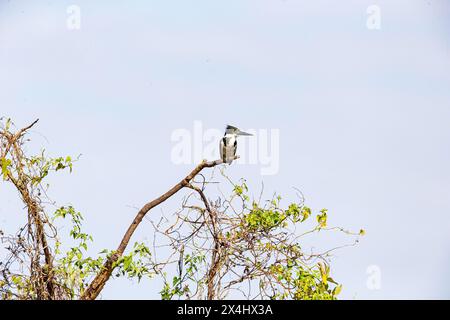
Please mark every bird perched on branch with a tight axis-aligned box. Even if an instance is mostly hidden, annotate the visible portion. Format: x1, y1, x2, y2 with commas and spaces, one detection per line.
220, 125, 253, 164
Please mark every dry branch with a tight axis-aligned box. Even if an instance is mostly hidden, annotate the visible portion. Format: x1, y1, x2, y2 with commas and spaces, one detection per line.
80, 157, 238, 300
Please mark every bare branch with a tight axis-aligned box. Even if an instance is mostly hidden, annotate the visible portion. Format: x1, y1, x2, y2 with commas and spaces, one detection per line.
80, 156, 239, 300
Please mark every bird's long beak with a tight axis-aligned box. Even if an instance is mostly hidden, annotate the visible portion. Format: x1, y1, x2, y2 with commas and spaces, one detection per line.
237, 130, 253, 136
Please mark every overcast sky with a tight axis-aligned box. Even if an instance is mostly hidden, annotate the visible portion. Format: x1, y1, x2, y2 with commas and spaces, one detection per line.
1, 0, 450, 299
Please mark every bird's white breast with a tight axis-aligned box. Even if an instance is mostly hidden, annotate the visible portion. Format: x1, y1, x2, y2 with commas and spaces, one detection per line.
224, 134, 236, 146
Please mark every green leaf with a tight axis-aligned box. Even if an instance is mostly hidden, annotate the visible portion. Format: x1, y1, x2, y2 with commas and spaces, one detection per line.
5, 118, 11, 131
316, 209, 328, 228
1, 158, 12, 180
333, 284, 342, 296
300, 206, 311, 222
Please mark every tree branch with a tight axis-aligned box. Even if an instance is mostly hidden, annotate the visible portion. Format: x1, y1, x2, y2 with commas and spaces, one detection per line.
80, 157, 238, 300
1, 119, 39, 159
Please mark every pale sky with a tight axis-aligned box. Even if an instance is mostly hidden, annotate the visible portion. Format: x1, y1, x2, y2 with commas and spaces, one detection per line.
1, 0, 450, 299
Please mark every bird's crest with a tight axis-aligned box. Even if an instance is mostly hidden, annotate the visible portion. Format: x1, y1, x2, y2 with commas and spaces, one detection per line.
226, 125, 239, 131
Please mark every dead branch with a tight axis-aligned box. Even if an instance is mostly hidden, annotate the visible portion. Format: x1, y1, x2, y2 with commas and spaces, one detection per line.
80, 156, 238, 300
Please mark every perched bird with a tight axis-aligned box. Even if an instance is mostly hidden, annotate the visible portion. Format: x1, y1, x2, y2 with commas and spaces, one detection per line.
220, 125, 252, 164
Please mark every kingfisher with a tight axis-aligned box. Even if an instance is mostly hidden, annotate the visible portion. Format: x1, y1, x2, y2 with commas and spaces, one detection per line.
220, 125, 252, 164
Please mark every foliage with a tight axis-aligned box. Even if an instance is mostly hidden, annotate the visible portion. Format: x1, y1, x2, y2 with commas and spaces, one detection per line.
0, 118, 153, 299
152, 176, 364, 300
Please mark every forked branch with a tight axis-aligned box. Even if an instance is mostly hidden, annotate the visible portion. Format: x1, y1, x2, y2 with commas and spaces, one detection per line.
80, 156, 238, 300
